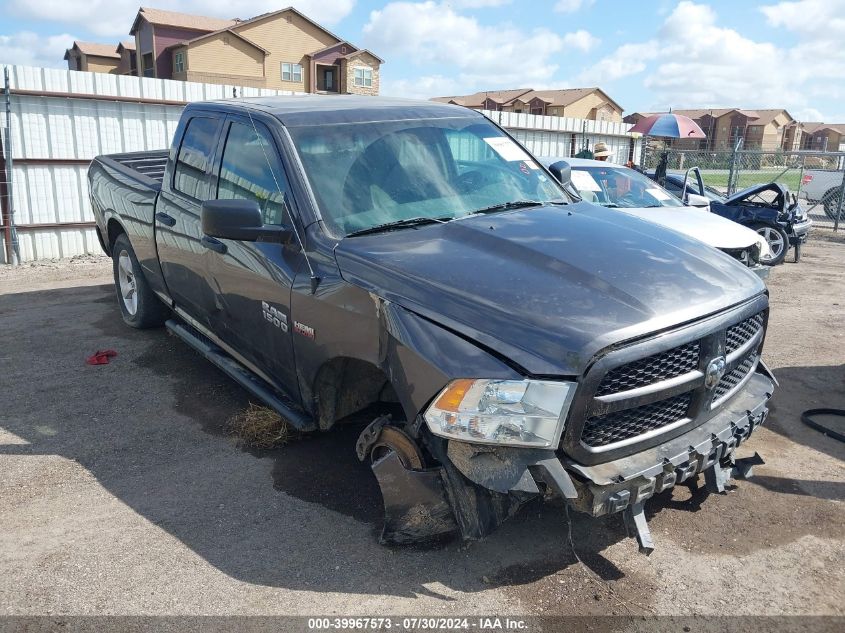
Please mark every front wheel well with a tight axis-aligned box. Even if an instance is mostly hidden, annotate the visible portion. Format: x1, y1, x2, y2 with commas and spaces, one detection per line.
312, 357, 402, 430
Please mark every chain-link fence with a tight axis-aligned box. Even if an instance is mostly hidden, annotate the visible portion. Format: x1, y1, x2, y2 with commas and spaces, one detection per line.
641, 143, 845, 230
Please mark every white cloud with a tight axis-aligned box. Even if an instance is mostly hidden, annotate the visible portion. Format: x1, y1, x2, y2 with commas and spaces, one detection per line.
364, 1, 597, 92
0, 31, 77, 68
447, 0, 512, 7
576, 0, 844, 119
554, 0, 594, 13
577, 42, 658, 83
760, 0, 845, 37
7, 1, 356, 37
562, 29, 600, 52
381, 74, 465, 99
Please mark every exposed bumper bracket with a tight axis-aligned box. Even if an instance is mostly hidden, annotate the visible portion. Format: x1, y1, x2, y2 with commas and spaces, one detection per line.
729, 451, 764, 480
623, 501, 654, 556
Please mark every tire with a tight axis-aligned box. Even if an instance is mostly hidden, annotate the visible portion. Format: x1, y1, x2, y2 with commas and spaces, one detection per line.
822, 188, 843, 221
751, 222, 789, 266
112, 233, 170, 329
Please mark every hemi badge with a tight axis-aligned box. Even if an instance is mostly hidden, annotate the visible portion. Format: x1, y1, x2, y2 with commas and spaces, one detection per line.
294, 321, 315, 340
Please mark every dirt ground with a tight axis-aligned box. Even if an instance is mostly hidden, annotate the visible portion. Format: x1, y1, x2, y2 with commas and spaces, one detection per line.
0, 234, 843, 625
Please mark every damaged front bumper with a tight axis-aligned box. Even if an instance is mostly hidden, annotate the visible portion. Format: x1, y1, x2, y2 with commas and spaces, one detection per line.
563, 370, 772, 519
362, 370, 774, 553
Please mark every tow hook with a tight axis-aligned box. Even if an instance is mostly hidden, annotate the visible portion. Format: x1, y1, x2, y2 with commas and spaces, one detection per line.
357, 417, 458, 545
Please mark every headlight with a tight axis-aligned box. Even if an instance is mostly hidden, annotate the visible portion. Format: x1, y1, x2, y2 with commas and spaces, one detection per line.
756, 235, 772, 258
424, 379, 576, 448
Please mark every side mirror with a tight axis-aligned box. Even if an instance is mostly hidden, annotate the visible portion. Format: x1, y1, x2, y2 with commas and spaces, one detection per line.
547, 161, 572, 188
201, 199, 291, 242
686, 193, 711, 209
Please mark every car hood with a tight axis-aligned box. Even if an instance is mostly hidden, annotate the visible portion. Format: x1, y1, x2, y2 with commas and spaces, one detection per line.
611, 205, 767, 251
334, 204, 764, 376
725, 182, 789, 205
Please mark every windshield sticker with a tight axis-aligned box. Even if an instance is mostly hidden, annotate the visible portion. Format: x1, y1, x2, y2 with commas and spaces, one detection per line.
483, 136, 531, 162
645, 188, 672, 201
571, 170, 602, 192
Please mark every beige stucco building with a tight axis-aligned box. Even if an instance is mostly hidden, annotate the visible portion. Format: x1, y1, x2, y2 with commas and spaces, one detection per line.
65, 6, 382, 95
624, 108, 799, 150
432, 88, 624, 122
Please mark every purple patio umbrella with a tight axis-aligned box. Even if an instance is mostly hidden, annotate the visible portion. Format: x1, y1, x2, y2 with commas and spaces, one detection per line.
629, 113, 706, 139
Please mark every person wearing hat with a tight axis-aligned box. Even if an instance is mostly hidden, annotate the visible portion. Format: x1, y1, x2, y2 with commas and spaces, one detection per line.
593, 141, 612, 161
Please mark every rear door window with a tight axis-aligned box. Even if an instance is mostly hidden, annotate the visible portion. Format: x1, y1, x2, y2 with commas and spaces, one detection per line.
173, 116, 219, 199
216, 120, 291, 227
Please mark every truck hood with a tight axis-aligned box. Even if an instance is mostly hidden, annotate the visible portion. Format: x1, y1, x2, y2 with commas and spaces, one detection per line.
334, 204, 765, 376
612, 205, 768, 252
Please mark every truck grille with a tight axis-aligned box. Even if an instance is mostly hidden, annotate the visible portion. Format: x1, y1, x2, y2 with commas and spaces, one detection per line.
567, 307, 768, 460
726, 313, 764, 354
713, 353, 757, 402
582, 393, 692, 447
595, 341, 700, 396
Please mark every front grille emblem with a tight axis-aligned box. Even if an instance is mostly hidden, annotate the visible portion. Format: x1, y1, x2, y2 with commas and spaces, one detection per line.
704, 356, 727, 389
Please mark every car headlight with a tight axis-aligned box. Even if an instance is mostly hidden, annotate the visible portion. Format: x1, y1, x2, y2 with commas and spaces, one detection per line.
756, 235, 772, 258
424, 379, 576, 448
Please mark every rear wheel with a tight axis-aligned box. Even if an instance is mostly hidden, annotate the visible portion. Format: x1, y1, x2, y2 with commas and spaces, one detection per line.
112, 233, 170, 328
822, 188, 843, 220
752, 222, 788, 266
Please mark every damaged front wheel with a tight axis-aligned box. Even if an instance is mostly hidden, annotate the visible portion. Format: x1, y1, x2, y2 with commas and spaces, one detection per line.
357, 417, 458, 545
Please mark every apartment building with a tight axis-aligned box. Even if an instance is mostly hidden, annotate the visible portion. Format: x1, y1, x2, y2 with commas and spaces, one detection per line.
432, 87, 624, 122
64, 6, 382, 95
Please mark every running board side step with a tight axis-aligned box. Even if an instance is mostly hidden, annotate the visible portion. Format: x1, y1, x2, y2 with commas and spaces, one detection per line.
165, 319, 317, 431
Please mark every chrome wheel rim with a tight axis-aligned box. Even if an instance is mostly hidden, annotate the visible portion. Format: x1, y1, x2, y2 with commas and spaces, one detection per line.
757, 227, 784, 261
117, 251, 138, 315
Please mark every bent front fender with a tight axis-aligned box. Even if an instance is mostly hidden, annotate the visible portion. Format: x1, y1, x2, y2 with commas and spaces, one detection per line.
377, 301, 521, 422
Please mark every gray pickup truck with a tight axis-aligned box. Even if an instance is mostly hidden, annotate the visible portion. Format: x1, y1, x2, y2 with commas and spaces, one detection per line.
89, 96, 775, 554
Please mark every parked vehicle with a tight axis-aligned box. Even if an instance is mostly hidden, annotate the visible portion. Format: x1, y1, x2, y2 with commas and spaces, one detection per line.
660, 172, 812, 265
89, 96, 775, 554
542, 158, 771, 278
800, 169, 845, 220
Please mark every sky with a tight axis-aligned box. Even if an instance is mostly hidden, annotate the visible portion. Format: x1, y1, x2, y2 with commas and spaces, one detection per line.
1, 0, 843, 122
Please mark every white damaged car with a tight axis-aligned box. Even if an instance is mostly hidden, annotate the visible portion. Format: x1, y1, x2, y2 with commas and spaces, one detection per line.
540, 157, 771, 279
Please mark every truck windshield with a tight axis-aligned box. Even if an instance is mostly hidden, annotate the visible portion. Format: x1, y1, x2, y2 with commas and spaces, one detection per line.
288, 118, 566, 236
571, 166, 684, 209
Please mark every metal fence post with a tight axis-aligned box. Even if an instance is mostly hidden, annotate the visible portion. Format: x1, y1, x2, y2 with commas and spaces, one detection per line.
2, 66, 20, 265
727, 137, 743, 196
834, 169, 845, 232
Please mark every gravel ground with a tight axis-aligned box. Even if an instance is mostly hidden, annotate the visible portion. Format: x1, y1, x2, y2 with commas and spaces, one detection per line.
0, 235, 843, 625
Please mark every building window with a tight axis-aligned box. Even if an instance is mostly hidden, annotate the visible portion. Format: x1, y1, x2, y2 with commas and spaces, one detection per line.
282, 62, 303, 82
174, 51, 185, 73
142, 52, 154, 77
354, 67, 373, 88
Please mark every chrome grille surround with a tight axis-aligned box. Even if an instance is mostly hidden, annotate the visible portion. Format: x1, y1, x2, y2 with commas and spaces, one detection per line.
562, 299, 768, 465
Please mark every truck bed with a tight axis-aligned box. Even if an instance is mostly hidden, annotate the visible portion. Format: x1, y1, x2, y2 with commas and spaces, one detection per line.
96, 150, 169, 189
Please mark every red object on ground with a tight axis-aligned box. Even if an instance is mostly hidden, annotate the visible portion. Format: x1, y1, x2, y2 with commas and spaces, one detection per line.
86, 349, 118, 365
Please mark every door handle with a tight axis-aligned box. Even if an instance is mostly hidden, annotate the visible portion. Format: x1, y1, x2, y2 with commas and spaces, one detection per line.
201, 235, 227, 254
155, 212, 176, 227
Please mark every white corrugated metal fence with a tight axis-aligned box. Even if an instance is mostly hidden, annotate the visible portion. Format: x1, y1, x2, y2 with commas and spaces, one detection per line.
0, 64, 640, 263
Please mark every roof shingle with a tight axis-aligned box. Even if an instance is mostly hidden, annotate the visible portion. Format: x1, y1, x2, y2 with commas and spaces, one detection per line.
70, 41, 121, 58
132, 7, 237, 34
